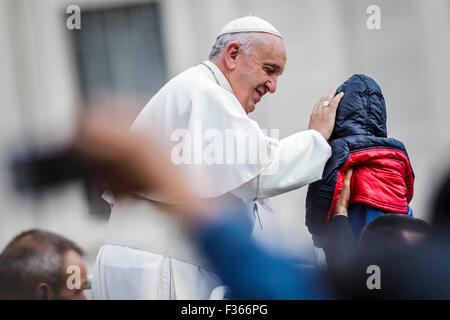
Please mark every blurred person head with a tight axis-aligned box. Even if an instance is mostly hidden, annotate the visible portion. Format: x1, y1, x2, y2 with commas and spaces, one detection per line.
0, 229, 87, 300
358, 214, 431, 256
209, 17, 286, 114
332, 215, 432, 299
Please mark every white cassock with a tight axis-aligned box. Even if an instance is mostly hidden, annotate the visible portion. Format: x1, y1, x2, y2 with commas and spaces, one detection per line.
91, 60, 332, 300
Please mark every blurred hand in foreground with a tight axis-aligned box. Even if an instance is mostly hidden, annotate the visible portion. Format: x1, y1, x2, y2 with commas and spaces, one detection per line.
70, 112, 223, 222
71, 112, 190, 202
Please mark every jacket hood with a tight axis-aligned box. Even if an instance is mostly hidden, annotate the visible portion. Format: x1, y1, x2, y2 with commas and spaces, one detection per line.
332, 74, 387, 139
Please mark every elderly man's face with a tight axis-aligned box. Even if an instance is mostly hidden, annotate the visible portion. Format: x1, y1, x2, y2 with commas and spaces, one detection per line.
229, 34, 286, 114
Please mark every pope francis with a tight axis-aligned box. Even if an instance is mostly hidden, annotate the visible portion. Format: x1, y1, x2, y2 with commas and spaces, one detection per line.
91, 16, 344, 300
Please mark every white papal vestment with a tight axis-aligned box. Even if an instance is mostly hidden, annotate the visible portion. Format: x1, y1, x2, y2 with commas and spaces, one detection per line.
91, 60, 332, 300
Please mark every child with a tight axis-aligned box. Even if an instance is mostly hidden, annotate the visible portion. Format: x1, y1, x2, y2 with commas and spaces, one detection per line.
306, 74, 414, 242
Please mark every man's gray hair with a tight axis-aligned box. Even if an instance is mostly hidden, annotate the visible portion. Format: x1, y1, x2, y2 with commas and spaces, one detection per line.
208, 32, 265, 60
0, 229, 84, 299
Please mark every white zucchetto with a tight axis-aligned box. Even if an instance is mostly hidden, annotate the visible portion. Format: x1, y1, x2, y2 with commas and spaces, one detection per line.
217, 16, 282, 38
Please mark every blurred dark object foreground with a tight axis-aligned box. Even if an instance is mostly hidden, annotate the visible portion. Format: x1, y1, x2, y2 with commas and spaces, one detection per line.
10, 147, 92, 194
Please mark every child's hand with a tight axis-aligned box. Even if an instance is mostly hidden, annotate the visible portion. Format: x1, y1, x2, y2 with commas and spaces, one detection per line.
333, 168, 353, 217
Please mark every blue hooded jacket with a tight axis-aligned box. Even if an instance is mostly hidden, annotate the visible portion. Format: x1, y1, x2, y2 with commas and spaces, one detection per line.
306, 74, 414, 239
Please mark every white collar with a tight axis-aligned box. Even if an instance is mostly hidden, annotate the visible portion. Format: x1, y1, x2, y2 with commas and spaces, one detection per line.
201, 60, 234, 94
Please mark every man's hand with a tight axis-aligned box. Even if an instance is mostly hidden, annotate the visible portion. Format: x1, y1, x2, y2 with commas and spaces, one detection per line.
308, 89, 344, 140
333, 168, 353, 217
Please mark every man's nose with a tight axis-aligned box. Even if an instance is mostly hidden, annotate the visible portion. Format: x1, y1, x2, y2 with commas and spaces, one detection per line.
266, 77, 277, 93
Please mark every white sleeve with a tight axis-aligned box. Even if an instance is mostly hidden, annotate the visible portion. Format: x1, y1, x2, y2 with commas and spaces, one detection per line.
230, 129, 331, 202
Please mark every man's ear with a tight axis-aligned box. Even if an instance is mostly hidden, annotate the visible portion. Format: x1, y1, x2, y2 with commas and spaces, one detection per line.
224, 41, 241, 70
36, 282, 54, 300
